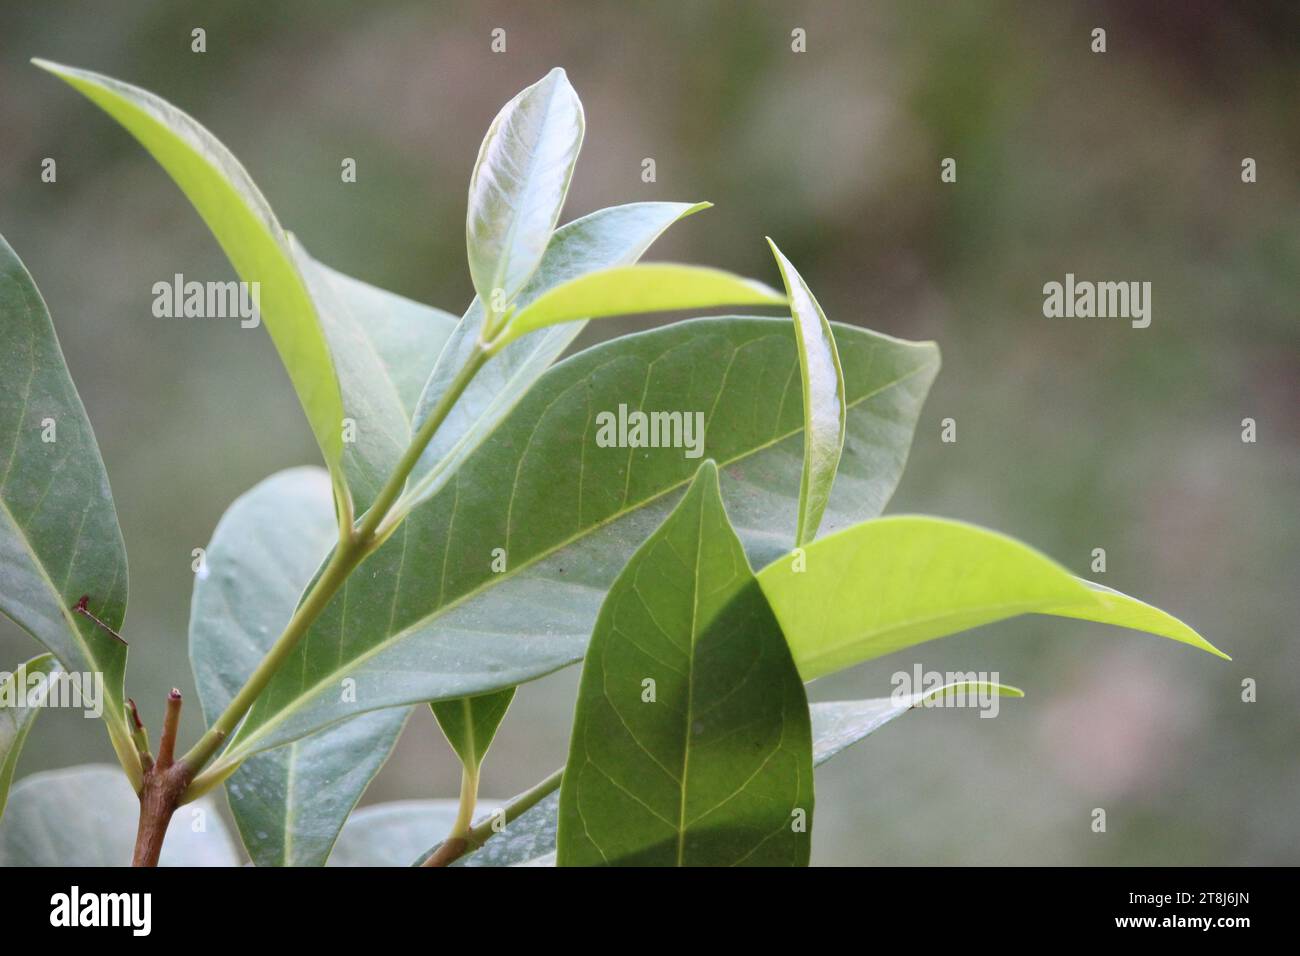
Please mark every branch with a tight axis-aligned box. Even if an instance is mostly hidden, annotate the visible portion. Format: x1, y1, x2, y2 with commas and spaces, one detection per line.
131, 689, 189, 866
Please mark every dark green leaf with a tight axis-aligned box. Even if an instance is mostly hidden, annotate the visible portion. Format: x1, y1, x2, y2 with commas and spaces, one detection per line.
0, 233, 137, 787
431, 689, 514, 771
556, 461, 813, 866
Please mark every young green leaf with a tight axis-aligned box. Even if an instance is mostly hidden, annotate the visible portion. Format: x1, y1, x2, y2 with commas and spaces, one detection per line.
756, 516, 1228, 681
0, 766, 239, 866
811, 681, 1024, 765
489, 264, 786, 352
431, 689, 514, 771
467, 68, 585, 324
455, 681, 1021, 867
556, 461, 814, 866
407, 201, 711, 512
35, 60, 348, 492
328, 799, 501, 867
213, 317, 937, 771
766, 239, 846, 546
189, 467, 408, 866
0, 233, 138, 789
0, 654, 59, 819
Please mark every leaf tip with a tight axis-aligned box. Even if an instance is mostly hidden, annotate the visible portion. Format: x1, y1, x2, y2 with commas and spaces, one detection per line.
30, 58, 80, 85
764, 235, 788, 264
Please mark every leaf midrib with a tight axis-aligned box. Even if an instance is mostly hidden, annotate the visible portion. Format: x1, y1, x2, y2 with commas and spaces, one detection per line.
675, 493, 706, 866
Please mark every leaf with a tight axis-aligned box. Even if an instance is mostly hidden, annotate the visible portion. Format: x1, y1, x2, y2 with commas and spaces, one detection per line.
556, 461, 814, 866
1048, 579, 1227, 654
214, 316, 938, 770
766, 240, 846, 546
756, 516, 1228, 682
189, 466, 408, 866
407, 201, 711, 512
810, 681, 1024, 765
328, 798, 502, 867
0, 233, 138, 788
456, 681, 1022, 867
467, 68, 585, 318
0, 765, 239, 866
292, 241, 460, 512
492, 264, 786, 352
431, 689, 514, 771
35, 60, 348, 488
0, 654, 59, 818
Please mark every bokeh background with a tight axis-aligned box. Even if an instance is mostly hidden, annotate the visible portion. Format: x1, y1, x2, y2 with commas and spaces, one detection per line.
1, 0, 1296, 865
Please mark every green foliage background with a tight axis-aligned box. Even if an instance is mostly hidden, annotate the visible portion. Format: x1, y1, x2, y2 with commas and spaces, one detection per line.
0, 0, 1295, 864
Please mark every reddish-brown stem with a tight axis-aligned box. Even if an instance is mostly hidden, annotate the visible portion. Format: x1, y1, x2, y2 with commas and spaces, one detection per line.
131, 689, 191, 867
156, 688, 182, 768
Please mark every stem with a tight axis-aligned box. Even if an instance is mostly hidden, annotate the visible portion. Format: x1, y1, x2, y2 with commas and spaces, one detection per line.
178, 343, 491, 796
357, 350, 487, 542
131, 690, 189, 866
178, 541, 365, 776
422, 767, 563, 867
156, 688, 182, 767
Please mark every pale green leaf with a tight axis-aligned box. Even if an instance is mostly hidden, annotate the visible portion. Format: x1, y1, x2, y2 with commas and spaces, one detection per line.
556, 461, 814, 866
766, 240, 846, 546
0, 766, 239, 866
810, 680, 1024, 765
0, 233, 137, 788
35, 60, 348, 484
756, 516, 1228, 681
189, 466, 408, 866
407, 201, 711, 512
431, 689, 514, 771
214, 317, 937, 770
0, 654, 59, 818
492, 264, 786, 352
467, 68, 585, 317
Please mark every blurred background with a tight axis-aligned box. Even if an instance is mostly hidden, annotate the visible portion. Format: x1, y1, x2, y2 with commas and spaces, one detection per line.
1, 0, 1296, 864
